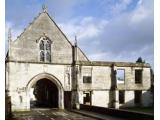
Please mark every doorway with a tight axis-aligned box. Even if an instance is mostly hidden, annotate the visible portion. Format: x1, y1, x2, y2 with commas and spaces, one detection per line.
30, 78, 58, 108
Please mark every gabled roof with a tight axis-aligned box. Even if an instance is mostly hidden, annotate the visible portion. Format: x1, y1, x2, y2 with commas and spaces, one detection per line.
10, 10, 89, 61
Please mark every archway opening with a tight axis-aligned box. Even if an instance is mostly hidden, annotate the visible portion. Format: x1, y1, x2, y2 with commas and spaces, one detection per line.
30, 78, 58, 108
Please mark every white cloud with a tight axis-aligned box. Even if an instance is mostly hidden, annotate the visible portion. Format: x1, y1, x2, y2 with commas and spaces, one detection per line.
5, 21, 23, 53
5, 0, 153, 68
88, 52, 108, 61
82, 0, 153, 68
5, 21, 23, 41
130, 0, 153, 23
111, 0, 133, 15
58, 16, 108, 42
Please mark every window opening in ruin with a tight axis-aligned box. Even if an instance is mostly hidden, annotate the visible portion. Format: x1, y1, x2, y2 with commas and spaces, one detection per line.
83, 76, 92, 83
119, 90, 125, 104
135, 70, 142, 84
83, 91, 91, 105
134, 90, 142, 105
116, 69, 125, 84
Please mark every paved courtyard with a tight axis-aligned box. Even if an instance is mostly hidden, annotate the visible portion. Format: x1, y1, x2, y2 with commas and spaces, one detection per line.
11, 108, 97, 120
11, 108, 125, 120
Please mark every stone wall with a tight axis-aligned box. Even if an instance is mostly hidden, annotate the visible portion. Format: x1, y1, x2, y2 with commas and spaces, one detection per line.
77, 64, 152, 108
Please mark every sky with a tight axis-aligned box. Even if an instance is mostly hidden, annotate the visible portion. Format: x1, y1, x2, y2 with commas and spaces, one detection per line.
5, 0, 154, 68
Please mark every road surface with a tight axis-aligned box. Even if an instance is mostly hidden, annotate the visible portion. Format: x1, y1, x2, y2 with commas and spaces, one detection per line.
11, 108, 125, 120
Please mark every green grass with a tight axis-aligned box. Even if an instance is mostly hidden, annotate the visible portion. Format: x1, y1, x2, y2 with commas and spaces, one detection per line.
121, 107, 154, 115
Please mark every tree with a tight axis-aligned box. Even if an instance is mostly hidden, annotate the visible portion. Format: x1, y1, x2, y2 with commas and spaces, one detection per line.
136, 57, 145, 63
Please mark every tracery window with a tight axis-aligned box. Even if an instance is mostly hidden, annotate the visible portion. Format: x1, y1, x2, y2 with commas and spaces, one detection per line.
39, 36, 51, 62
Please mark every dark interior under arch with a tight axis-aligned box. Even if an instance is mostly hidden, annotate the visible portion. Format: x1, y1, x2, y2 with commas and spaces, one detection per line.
30, 78, 58, 108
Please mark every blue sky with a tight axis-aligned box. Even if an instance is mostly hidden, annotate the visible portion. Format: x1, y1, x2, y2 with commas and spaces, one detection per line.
5, 0, 154, 68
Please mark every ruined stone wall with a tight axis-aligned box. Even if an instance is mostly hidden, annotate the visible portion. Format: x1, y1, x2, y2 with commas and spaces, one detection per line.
77, 64, 152, 108
78, 66, 111, 90
116, 66, 151, 90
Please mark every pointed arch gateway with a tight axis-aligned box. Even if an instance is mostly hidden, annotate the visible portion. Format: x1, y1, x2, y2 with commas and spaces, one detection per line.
26, 73, 64, 109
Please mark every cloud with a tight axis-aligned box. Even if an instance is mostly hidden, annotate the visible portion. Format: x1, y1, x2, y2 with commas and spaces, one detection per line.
5, 21, 23, 41
58, 16, 108, 43
5, 0, 153, 68
87, 0, 153, 67
130, 0, 153, 23
111, 0, 133, 16
5, 21, 23, 53
60, 0, 153, 68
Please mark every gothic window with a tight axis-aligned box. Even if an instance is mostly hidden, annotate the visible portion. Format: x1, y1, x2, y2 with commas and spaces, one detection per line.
40, 40, 44, 50
40, 51, 44, 61
39, 37, 51, 62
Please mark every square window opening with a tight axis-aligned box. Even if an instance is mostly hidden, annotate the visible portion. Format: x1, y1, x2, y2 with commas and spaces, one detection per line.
83, 76, 92, 83
135, 70, 142, 84
117, 69, 125, 84
119, 90, 125, 104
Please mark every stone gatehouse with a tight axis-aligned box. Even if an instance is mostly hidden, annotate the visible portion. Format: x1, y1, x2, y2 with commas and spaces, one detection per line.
5, 7, 153, 111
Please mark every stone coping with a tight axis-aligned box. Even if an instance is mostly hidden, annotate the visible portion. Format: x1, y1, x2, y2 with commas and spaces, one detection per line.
76, 61, 150, 67
5, 60, 150, 68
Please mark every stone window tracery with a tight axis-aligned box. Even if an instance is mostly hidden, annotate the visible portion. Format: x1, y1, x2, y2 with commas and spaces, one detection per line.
39, 36, 51, 62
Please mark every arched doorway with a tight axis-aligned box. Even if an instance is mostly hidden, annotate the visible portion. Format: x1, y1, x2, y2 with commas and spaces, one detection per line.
30, 78, 58, 108
27, 73, 64, 109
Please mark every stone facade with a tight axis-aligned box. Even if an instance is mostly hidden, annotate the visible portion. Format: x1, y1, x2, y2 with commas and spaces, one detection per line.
5, 9, 153, 111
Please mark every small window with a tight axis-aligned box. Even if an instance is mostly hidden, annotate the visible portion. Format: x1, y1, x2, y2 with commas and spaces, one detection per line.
134, 90, 142, 105
135, 70, 142, 84
83, 91, 91, 105
117, 69, 125, 84
119, 90, 125, 104
83, 76, 92, 83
